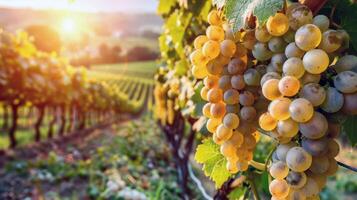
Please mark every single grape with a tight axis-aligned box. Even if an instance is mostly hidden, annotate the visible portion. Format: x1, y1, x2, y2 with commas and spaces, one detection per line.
202, 103, 212, 118
277, 118, 299, 138
237, 161, 249, 171
303, 49, 329, 74
289, 98, 314, 122
306, 171, 327, 191
226, 160, 239, 173
207, 10, 222, 26
190, 49, 208, 66
194, 35, 209, 49
223, 113, 240, 130
226, 104, 240, 114
228, 58, 246, 75
276, 142, 297, 162
220, 39, 236, 57
204, 75, 219, 89
220, 141, 237, 157
295, 24, 321, 51
252, 42, 273, 61
255, 64, 268, 76
231, 75, 246, 90
268, 97, 291, 120
270, 161, 289, 179
207, 88, 223, 103
299, 83, 326, 106
202, 40, 220, 59
299, 73, 321, 85
206, 60, 223, 75
260, 72, 281, 86
239, 91, 255, 106
283, 29, 296, 43
301, 137, 328, 156
269, 179, 290, 199
243, 68, 261, 86
213, 132, 224, 145
342, 92, 357, 115
286, 147, 312, 172
301, 178, 319, 197
266, 13, 290, 36
313, 15, 330, 32
327, 139, 340, 158
259, 112, 277, 131
224, 89, 239, 105
234, 43, 248, 58
216, 124, 233, 141
286, 171, 307, 189
309, 156, 330, 174
206, 25, 225, 41
255, 25, 272, 42
206, 118, 221, 133
192, 65, 208, 79
319, 30, 342, 53
269, 37, 288, 53
334, 55, 357, 73
285, 42, 305, 59
278, 76, 300, 97
219, 75, 232, 91
210, 102, 226, 118
299, 112, 328, 139
326, 123, 341, 138
242, 134, 256, 150
200, 86, 209, 101
325, 158, 338, 176
240, 106, 257, 121
283, 57, 305, 78
333, 71, 357, 93
229, 131, 244, 146
288, 5, 313, 30
271, 53, 287, 72
321, 87, 344, 113
262, 79, 283, 100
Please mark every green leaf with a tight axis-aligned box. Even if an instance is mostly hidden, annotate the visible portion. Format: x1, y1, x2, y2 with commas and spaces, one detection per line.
213, 0, 226, 9
195, 138, 231, 188
228, 187, 246, 200
337, 1, 357, 52
342, 116, 357, 147
157, 0, 177, 15
191, 82, 205, 118
225, 0, 284, 31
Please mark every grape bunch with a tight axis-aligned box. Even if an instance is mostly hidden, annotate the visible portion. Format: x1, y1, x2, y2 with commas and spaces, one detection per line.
191, 10, 265, 173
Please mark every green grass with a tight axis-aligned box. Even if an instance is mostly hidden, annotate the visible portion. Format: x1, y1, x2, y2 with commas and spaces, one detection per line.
93, 36, 159, 52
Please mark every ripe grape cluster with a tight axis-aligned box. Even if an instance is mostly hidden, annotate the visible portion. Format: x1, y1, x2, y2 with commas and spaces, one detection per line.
191, 10, 261, 173
190, 2, 356, 199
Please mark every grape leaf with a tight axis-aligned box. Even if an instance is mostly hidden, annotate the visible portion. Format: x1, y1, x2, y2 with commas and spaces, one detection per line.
342, 116, 357, 147
157, 0, 177, 15
228, 187, 246, 200
213, 0, 226, 9
225, 0, 284, 32
336, 0, 357, 52
195, 138, 231, 188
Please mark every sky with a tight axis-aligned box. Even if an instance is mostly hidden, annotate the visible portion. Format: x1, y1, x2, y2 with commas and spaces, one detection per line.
0, 0, 158, 13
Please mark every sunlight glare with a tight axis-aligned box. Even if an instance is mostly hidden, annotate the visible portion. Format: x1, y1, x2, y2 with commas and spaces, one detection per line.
61, 18, 77, 35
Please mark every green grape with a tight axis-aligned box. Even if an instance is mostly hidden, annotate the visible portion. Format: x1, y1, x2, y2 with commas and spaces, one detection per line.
277, 118, 299, 138
231, 75, 246, 90
333, 71, 357, 93
239, 91, 255, 106
342, 92, 357, 115
299, 83, 326, 106
269, 37, 288, 53
309, 156, 330, 174
259, 112, 277, 131
285, 42, 305, 59
219, 75, 232, 91
194, 35, 209, 50
313, 15, 330, 32
270, 161, 289, 179
301, 178, 319, 197
301, 137, 328, 156
289, 98, 314, 122
278, 76, 300, 97
228, 58, 246, 75
299, 73, 321, 85
220, 39, 236, 57
207, 88, 223, 103
321, 87, 344, 113
255, 25, 272, 42
288, 5, 313, 30
210, 102, 226, 118
266, 13, 290, 36
299, 112, 328, 139
271, 53, 287, 72
223, 113, 240, 129
224, 89, 239, 104
318, 30, 342, 53
260, 72, 281, 86
283, 29, 296, 43
226, 104, 240, 114
286, 147, 312, 172
262, 79, 283, 100
202, 103, 212, 118
286, 171, 307, 189
206, 25, 225, 41
240, 106, 257, 121
276, 142, 297, 161
283, 57, 305, 78
243, 68, 261, 86
268, 97, 291, 120
334, 55, 357, 73
252, 42, 273, 61
216, 124, 233, 141
269, 179, 290, 199
295, 24, 321, 51
202, 40, 221, 59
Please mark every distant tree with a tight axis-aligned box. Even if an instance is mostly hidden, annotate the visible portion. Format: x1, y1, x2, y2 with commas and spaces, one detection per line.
126, 46, 158, 61
26, 25, 61, 53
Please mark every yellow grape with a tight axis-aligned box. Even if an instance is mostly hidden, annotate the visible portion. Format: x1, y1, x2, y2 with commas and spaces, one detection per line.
207, 88, 223, 103
202, 40, 221, 59
259, 112, 277, 131
325, 158, 338, 176
268, 97, 291, 120
229, 131, 244, 147
318, 30, 342, 53
237, 161, 249, 171
283, 57, 305, 79
286, 147, 312, 172
203, 75, 219, 89
223, 113, 240, 129
216, 124, 233, 141
220, 141, 237, 157
327, 139, 340, 158
302, 49, 329, 74
213, 132, 224, 145
270, 161, 289, 179
301, 178, 319, 197
295, 24, 321, 51
226, 160, 239, 173
266, 13, 289, 36
223, 89, 239, 104
206, 118, 221, 133
288, 5, 313, 30
206, 25, 225, 41
277, 118, 299, 138
255, 26, 272, 42
286, 171, 307, 189
220, 39, 236, 57
278, 76, 300, 97
289, 98, 314, 122
192, 65, 208, 79
207, 10, 222, 26
262, 79, 282, 100
269, 179, 290, 199
286, 190, 307, 200
242, 134, 256, 150
210, 102, 226, 118
194, 35, 209, 50
200, 86, 209, 101
240, 106, 257, 122
190, 49, 208, 66
202, 103, 212, 118
206, 60, 223, 75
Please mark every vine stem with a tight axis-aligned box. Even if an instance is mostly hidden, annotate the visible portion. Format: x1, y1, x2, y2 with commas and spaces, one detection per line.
337, 161, 357, 172
264, 143, 277, 171
249, 160, 265, 171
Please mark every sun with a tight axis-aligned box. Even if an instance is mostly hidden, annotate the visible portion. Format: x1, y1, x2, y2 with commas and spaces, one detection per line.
61, 18, 77, 35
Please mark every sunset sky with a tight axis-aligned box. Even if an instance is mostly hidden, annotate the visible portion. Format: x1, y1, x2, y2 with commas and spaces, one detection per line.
0, 0, 157, 13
